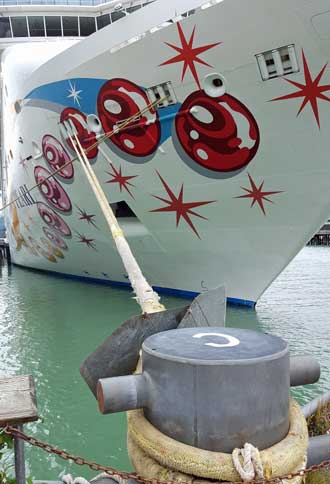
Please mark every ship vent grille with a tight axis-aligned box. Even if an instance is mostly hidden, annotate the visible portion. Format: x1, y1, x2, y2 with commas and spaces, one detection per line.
146, 81, 178, 108
256, 45, 299, 81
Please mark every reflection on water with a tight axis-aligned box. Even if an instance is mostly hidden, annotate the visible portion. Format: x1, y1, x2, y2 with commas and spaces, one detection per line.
0, 246, 329, 479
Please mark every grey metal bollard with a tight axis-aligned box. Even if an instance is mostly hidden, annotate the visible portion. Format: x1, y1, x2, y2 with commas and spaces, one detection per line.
98, 339, 322, 417
290, 355, 320, 387
98, 327, 292, 452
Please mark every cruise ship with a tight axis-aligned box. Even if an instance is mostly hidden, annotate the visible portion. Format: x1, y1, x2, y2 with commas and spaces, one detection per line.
2, 0, 330, 307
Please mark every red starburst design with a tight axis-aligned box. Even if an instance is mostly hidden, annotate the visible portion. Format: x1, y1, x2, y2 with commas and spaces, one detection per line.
270, 50, 330, 128
150, 171, 216, 238
76, 232, 97, 250
235, 174, 283, 215
160, 23, 222, 89
106, 163, 137, 198
77, 207, 97, 228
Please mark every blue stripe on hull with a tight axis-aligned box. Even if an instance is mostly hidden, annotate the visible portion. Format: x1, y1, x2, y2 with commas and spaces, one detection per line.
13, 263, 256, 309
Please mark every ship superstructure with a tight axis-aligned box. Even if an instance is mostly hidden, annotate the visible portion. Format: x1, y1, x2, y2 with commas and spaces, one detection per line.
2, 0, 330, 306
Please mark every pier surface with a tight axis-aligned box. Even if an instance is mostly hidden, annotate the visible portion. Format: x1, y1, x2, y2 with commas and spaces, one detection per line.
0, 375, 38, 425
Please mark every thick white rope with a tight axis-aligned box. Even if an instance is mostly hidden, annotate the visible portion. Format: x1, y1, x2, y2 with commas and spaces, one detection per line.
232, 443, 264, 482
62, 472, 129, 484
62, 473, 90, 484
64, 120, 165, 315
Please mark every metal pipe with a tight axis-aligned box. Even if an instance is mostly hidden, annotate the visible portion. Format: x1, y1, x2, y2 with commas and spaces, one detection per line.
307, 435, 330, 466
290, 355, 320, 387
97, 374, 148, 414
14, 424, 26, 484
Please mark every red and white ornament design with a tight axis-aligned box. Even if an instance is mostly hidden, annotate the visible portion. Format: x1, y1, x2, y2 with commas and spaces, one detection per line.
97, 78, 161, 158
43, 227, 68, 250
175, 91, 260, 173
40, 237, 65, 259
34, 166, 72, 213
42, 135, 74, 179
37, 202, 71, 237
60, 107, 98, 159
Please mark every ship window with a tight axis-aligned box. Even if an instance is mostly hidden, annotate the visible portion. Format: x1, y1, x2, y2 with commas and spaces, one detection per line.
97, 14, 110, 30
181, 10, 195, 17
146, 81, 178, 108
28, 16, 45, 37
79, 17, 95, 36
62, 16, 78, 36
126, 5, 141, 13
256, 45, 299, 81
0, 18, 11, 38
11, 16, 28, 37
111, 10, 126, 23
45, 16, 61, 36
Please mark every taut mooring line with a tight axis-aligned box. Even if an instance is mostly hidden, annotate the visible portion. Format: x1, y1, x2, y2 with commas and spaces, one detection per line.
65, 117, 165, 315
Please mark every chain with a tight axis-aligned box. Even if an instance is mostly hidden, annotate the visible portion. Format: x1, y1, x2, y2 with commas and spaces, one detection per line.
3, 425, 330, 484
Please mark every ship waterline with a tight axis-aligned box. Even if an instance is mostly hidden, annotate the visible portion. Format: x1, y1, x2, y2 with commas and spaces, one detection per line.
2, 0, 330, 305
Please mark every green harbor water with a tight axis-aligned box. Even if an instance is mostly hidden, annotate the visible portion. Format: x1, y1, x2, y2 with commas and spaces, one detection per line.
0, 246, 330, 480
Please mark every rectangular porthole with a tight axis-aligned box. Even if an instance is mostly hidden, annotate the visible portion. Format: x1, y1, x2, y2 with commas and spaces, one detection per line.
146, 81, 178, 108
0, 17, 11, 38
11, 16, 28, 37
256, 44, 299, 81
28, 16, 45, 37
96, 14, 111, 30
79, 17, 96, 36
62, 16, 78, 36
45, 16, 61, 36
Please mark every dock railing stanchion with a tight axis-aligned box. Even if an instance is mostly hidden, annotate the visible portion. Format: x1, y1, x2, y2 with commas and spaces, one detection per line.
14, 423, 26, 484
0, 375, 38, 484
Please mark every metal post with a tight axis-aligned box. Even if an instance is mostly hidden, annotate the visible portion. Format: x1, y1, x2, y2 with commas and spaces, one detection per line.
5, 244, 11, 265
14, 424, 26, 484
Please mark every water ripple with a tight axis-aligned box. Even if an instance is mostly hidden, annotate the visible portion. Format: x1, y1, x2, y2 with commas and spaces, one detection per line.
0, 248, 329, 479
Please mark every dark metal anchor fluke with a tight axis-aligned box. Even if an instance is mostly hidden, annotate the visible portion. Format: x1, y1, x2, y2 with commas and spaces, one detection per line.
80, 286, 226, 397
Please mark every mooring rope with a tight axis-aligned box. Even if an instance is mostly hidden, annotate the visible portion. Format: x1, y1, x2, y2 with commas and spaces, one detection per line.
232, 443, 264, 482
64, 119, 165, 314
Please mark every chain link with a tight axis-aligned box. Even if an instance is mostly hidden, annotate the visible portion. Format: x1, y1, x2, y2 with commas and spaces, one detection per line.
3, 425, 330, 484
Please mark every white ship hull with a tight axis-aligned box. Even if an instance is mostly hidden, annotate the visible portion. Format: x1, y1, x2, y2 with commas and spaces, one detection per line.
2, 0, 330, 306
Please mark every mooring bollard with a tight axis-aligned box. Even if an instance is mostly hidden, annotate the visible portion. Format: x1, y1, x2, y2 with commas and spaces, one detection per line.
98, 327, 321, 453
0, 375, 38, 484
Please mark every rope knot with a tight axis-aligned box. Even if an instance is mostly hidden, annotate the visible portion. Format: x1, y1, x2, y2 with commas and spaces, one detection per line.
232, 443, 264, 482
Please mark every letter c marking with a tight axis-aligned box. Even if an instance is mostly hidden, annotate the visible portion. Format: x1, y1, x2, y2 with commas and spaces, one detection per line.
193, 332, 240, 348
